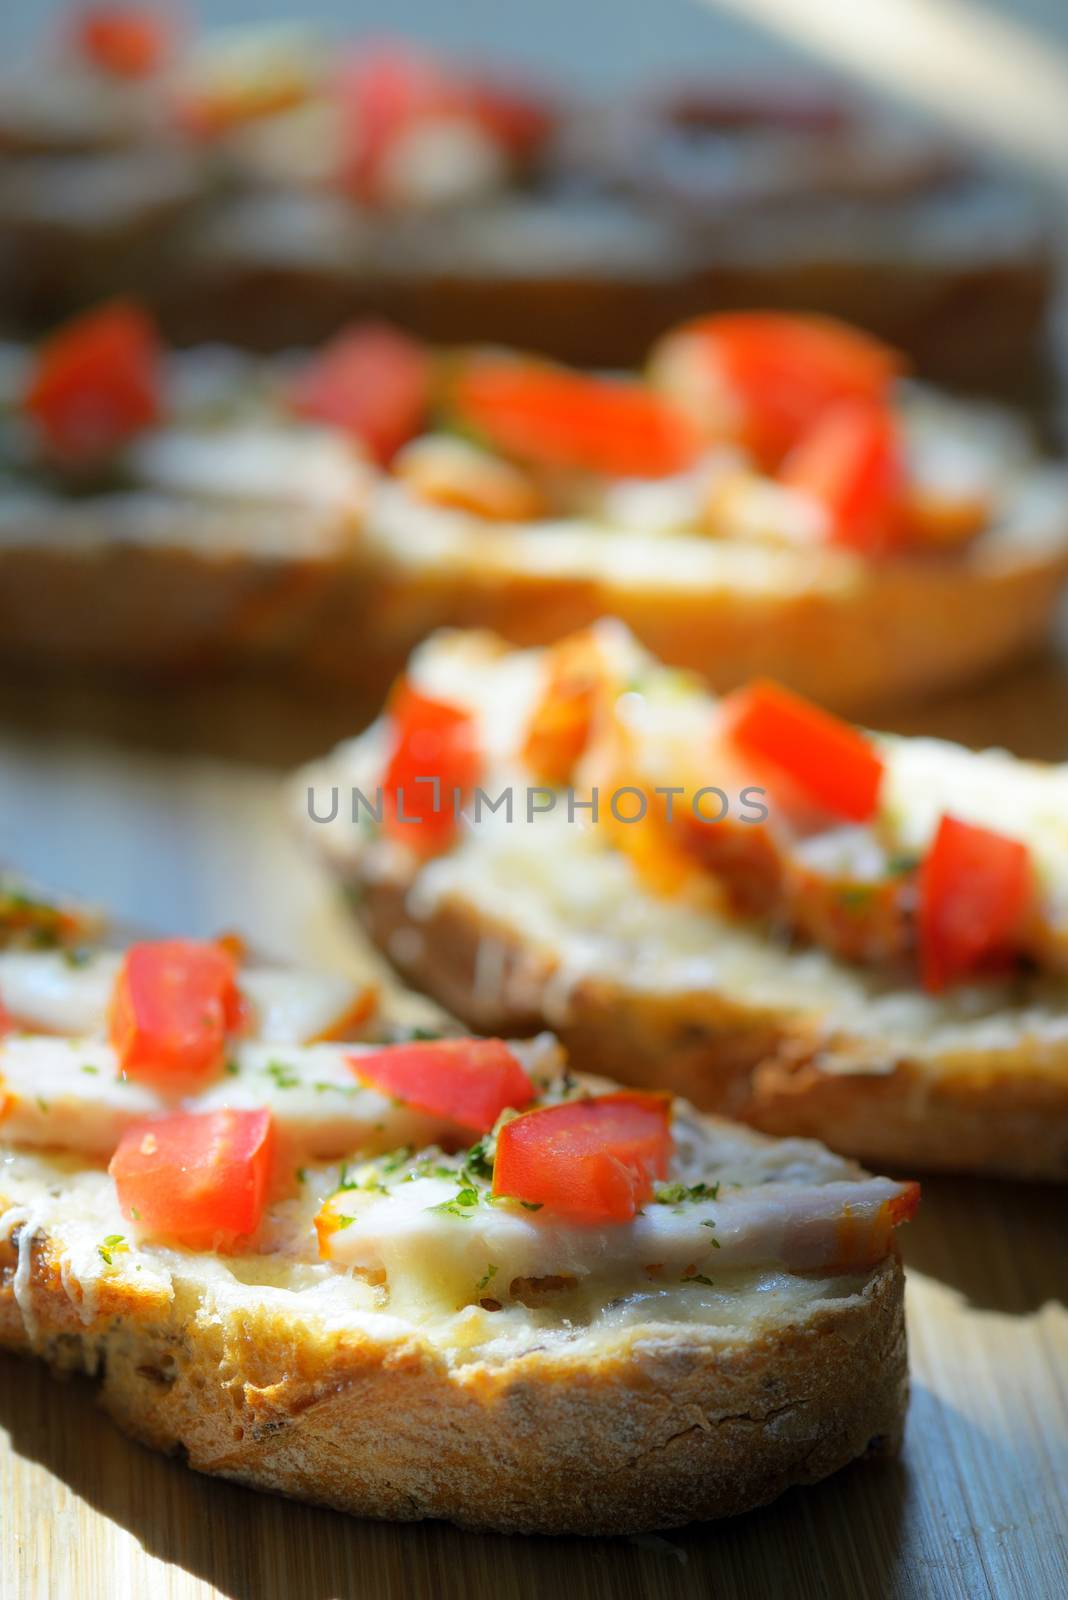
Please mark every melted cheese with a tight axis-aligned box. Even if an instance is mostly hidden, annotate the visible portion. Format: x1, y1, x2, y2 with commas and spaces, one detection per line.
296, 626, 1068, 1061
361, 391, 1068, 588
0, 948, 375, 1046
0, 1034, 560, 1160
318, 1165, 904, 1317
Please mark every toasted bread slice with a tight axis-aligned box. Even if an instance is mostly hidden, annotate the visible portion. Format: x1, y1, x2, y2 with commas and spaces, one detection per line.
0, 1008, 912, 1534
296, 625, 1068, 1179
3, 328, 1067, 708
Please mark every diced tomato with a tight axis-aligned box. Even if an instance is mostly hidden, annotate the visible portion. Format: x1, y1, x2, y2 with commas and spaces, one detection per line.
74, 6, 170, 79
24, 301, 160, 465
463, 75, 553, 158
450, 356, 701, 479
336, 42, 458, 203
721, 680, 884, 824
109, 939, 241, 1092
780, 399, 905, 554
350, 1038, 533, 1133
381, 680, 481, 855
288, 322, 430, 465
918, 815, 1033, 992
832, 1180, 921, 1269
109, 1108, 274, 1251
492, 1091, 673, 1223
335, 43, 548, 203
651, 312, 900, 468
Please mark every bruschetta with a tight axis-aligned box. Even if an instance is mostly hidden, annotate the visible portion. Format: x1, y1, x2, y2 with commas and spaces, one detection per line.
0, 13, 1053, 393
0, 926, 917, 1532
296, 623, 1068, 1179
3, 304, 1067, 706
0, 305, 371, 672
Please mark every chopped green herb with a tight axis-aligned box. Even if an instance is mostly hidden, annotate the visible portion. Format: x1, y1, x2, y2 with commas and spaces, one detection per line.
838, 885, 875, 911
519, 1200, 543, 1212
265, 1059, 300, 1090
429, 1187, 480, 1218
681, 1272, 714, 1287
296, 1168, 307, 1185
654, 1181, 720, 1206
381, 1145, 413, 1174
224, 1059, 240, 1077
35, 1097, 49, 1114
476, 1263, 498, 1292
98, 1234, 129, 1266
462, 1137, 494, 1185
62, 947, 92, 968
80, 1064, 100, 1076
887, 854, 920, 878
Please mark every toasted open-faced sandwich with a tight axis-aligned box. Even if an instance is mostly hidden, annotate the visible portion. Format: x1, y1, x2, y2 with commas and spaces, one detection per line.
0, 892, 916, 1532
0, 13, 1052, 395
3, 302, 1067, 707
296, 623, 1068, 1180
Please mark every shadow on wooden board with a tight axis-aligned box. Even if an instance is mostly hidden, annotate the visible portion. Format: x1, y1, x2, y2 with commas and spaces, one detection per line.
0, 642, 1064, 771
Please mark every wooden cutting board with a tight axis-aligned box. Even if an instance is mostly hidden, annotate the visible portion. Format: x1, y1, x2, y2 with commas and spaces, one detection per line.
1, 655, 1067, 1600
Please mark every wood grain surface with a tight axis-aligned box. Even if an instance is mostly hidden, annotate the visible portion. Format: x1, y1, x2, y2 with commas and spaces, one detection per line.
1, 649, 1067, 1600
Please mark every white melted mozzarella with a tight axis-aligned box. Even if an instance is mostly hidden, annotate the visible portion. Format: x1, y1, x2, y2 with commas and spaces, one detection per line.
127, 425, 370, 512
0, 1033, 559, 1160
321, 1173, 905, 1283
296, 626, 1068, 1059
0, 949, 373, 1045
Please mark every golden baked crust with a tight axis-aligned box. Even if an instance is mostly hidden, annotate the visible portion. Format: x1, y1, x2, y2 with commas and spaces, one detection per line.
0, 1168, 906, 1535
316, 536, 1068, 714
2, 504, 1065, 712
349, 877, 1068, 1182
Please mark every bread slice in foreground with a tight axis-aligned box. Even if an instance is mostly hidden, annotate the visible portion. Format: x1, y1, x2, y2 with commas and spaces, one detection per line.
0, 927, 914, 1534
295, 624, 1068, 1180
0, 1117, 909, 1536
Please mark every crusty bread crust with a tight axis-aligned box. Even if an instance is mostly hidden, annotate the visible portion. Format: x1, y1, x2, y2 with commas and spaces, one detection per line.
0, 1177, 906, 1535
350, 878, 1068, 1181
2, 511, 1065, 712
322, 537, 1068, 714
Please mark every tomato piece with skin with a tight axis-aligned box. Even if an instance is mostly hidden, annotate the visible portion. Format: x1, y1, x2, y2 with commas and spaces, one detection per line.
779, 399, 906, 555
721, 680, 884, 824
336, 43, 459, 203
919, 815, 1033, 993
109, 1109, 275, 1251
24, 301, 160, 466
350, 1038, 534, 1134
74, 6, 171, 79
289, 322, 429, 465
381, 681, 481, 854
336, 44, 549, 203
450, 357, 701, 479
651, 312, 900, 468
492, 1092, 673, 1223
463, 75, 553, 159
109, 939, 241, 1092
832, 1180, 921, 1270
